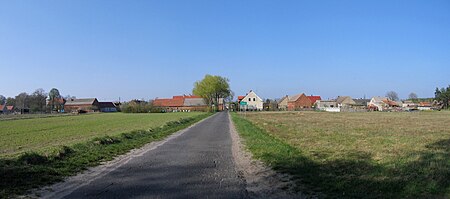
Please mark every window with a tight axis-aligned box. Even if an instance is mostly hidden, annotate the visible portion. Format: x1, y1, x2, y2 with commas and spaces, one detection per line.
248, 98, 251, 101
253, 98, 256, 101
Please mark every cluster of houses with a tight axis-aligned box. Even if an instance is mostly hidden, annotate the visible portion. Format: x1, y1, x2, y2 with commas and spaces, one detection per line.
236, 90, 438, 112
1, 90, 438, 114
153, 95, 224, 112
0, 98, 119, 114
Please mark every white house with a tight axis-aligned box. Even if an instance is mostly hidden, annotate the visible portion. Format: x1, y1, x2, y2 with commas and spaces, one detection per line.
368, 96, 388, 111
241, 90, 264, 111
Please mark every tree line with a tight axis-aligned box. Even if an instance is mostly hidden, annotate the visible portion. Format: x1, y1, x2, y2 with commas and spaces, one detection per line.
0, 88, 72, 113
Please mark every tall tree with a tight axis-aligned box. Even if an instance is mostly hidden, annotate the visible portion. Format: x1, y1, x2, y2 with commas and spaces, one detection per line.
15, 92, 29, 114
6, 97, 16, 106
0, 95, 5, 105
386, 91, 399, 101
193, 75, 232, 112
30, 88, 47, 112
49, 88, 61, 112
408, 92, 418, 102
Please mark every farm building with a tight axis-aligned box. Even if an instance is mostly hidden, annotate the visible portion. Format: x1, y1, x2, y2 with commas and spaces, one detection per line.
287, 93, 321, 111
240, 90, 264, 111
316, 100, 339, 111
65, 98, 100, 112
336, 96, 356, 107
368, 97, 400, 111
0, 104, 14, 114
46, 97, 66, 112
277, 95, 289, 110
418, 102, 432, 111
99, 102, 118, 112
153, 95, 220, 112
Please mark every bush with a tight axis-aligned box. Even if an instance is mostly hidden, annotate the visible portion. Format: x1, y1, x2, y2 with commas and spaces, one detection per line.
19, 152, 48, 165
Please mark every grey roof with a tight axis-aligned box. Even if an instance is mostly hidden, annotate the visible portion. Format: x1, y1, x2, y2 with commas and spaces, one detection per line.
183, 98, 207, 107
65, 98, 97, 106
353, 99, 370, 106
336, 96, 356, 105
372, 96, 388, 103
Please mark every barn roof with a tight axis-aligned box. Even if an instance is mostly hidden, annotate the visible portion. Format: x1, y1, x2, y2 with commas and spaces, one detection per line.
98, 102, 116, 108
183, 98, 207, 106
153, 98, 184, 107
65, 98, 97, 106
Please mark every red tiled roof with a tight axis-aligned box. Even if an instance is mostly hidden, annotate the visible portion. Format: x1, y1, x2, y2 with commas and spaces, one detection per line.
307, 96, 321, 103
237, 96, 245, 101
154, 95, 203, 107
153, 98, 184, 107
0, 105, 14, 111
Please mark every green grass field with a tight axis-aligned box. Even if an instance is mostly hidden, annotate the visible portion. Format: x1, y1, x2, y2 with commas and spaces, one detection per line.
232, 111, 450, 198
0, 112, 203, 157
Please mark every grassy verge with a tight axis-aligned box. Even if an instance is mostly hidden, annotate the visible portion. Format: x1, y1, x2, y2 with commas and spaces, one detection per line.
0, 113, 211, 198
231, 112, 450, 198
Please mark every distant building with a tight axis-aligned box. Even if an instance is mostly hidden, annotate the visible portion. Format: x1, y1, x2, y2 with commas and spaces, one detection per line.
65, 98, 100, 112
46, 97, 66, 112
240, 90, 264, 111
153, 95, 219, 112
99, 102, 118, 112
277, 95, 289, 111
0, 104, 14, 114
336, 96, 356, 108
287, 93, 321, 110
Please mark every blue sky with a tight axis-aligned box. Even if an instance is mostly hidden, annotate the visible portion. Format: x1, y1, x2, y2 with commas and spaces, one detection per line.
0, 0, 449, 101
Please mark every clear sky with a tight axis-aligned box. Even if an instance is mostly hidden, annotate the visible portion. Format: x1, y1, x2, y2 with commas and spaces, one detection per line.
1, 0, 449, 101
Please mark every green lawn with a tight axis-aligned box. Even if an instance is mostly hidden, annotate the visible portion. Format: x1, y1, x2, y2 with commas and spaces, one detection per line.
0, 112, 203, 157
232, 111, 450, 198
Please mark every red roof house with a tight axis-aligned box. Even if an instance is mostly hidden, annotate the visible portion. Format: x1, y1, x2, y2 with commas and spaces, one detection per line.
307, 96, 322, 106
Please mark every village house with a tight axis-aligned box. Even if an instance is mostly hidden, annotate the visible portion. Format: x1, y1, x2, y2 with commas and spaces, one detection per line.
352, 98, 370, 111
0, 104, 14, 114
418, 102, 432, 111
336, 96, 356, 108
287, 93, 321, 111
64, 98, 100, 112
277, 95, 289, 111
153, 95, 219, 112
240, 90, 263, 111
316, 100, 339, 112
368, 97, 400, 111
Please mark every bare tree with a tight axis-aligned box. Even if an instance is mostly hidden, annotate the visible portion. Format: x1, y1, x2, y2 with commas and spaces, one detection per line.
408, 92, 418, 102
386, 91, 399, 101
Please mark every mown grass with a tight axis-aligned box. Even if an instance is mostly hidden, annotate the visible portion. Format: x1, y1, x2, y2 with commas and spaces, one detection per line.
0, 113, 211, 198
0, 112, 204, 157
231, 111, 450, 198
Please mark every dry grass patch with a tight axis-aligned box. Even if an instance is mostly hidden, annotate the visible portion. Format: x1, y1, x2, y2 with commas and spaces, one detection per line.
234, 111, 450, 198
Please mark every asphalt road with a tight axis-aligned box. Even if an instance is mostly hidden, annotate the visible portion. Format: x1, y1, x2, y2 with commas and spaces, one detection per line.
64, 112, 248, 199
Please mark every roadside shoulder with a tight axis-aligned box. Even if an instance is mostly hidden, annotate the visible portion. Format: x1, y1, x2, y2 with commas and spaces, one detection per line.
229, 112, 306, 199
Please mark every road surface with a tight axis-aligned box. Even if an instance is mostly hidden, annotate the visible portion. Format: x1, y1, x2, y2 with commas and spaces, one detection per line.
63, 112, 248, 199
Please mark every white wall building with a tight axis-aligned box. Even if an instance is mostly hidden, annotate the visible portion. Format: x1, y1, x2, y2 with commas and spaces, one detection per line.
241, 90, 264, 111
